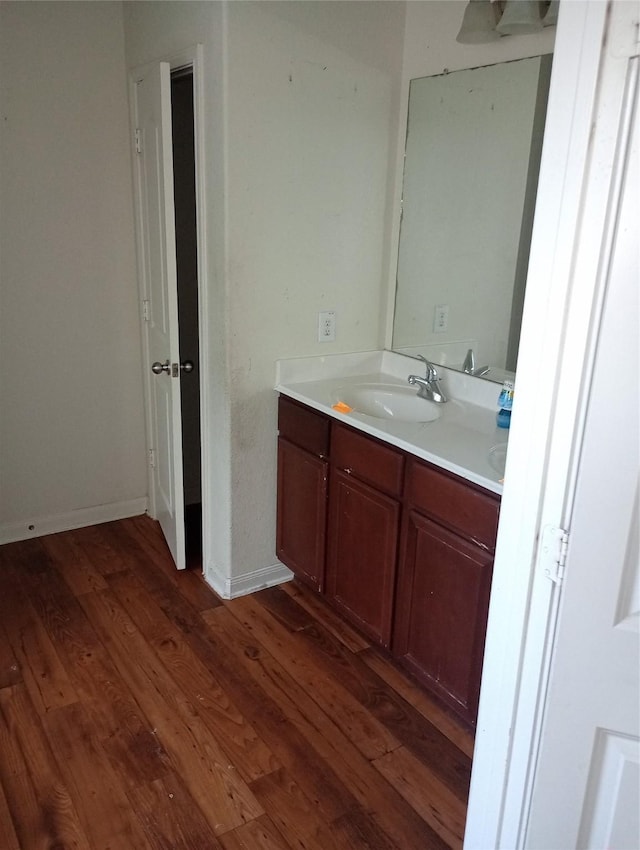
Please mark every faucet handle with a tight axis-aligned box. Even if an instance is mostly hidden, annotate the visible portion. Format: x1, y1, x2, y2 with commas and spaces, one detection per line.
415, 354, 438, 381
462, 349, 475, 374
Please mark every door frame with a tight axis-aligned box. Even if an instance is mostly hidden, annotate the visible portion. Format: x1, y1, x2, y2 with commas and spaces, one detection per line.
129, 44, 210, 571
465, 1, 638, 846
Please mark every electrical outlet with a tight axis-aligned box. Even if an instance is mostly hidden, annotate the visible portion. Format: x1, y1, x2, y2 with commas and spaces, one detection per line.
433, 304, 449, 333
318, 310, 336, 342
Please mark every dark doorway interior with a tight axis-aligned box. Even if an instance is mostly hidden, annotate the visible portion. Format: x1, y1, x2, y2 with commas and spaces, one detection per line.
171, 68, 202, 568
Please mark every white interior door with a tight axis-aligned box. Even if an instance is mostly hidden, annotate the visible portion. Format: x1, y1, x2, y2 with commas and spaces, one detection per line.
133, 61, 186, 570
525, 56, 639, 849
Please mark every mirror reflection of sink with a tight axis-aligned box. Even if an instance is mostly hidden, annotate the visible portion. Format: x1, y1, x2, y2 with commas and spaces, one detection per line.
333, 383, 441, 423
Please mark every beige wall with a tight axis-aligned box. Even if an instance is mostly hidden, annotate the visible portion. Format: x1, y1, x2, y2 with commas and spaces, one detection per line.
224, 1, 406, 582
0, 1, 147, 540
124, 1, 405, 591
123, 0, 233, 582
6, 2, 548, 589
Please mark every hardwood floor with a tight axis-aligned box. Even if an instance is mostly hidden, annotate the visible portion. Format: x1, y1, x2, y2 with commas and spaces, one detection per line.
0, 516, 474, 850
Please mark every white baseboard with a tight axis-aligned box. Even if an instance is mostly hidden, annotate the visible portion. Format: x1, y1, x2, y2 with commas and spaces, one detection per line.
204, 559, 293, 600
0, 497, 149, 545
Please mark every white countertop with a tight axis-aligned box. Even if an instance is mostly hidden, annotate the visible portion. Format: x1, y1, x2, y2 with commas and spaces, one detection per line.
275, 351, 508, 495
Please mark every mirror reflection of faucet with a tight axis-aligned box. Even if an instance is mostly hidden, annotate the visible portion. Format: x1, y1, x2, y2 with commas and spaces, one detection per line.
462, 348, 491, 378
407, 355, 447, 403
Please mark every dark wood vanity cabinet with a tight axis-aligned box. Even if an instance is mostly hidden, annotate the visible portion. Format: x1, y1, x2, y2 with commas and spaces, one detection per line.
276, 397, 330, 592
276, 395, 500, 725
394, 460, 499, 725
325, 424, 404, 647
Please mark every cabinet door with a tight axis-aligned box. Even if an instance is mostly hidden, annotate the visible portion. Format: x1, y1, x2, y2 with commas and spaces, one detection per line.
326, 469, 400, 647
394, 510, 493, 725
276, 437, 328, 592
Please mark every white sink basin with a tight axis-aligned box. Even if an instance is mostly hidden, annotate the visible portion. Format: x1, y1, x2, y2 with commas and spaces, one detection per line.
333, 383, 442, 423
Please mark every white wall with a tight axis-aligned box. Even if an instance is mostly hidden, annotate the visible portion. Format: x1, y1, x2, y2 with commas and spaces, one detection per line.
2, 1, 551, 589
224, 1, 406, 583
0, 1, 147, 541
124, 1, 405, 591
123, 0, 233, 583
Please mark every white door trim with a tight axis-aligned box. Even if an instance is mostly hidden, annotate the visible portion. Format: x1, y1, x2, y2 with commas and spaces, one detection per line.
129, 44, 210, 572
465, 1, 638, 846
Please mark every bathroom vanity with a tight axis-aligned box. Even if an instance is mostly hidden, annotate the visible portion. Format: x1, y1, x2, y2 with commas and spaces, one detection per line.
275, 352, 505, 727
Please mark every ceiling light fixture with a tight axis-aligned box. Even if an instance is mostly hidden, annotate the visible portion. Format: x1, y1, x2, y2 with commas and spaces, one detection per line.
456, 0, 501, 44
456, 0, 556, 44
496, 0, 544, 35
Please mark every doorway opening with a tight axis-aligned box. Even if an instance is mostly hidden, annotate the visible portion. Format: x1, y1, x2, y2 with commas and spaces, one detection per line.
170, 67, 202, 569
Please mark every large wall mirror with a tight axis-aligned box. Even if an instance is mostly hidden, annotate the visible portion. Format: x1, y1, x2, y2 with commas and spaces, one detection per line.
392, 54, 552, 382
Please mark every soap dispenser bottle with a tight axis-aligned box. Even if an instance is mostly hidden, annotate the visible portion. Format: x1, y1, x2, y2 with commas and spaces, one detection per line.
497, 381, 514, 429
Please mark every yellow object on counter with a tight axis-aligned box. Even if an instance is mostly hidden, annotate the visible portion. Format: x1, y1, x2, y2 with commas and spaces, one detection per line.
332, 401, 353, 413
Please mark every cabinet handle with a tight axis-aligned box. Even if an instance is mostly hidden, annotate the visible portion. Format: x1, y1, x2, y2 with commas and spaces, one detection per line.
344, 467, 353, 475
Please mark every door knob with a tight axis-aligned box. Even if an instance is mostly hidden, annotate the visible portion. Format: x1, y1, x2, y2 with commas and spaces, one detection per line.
180, 360, 194, 373
151, 360, 170, 375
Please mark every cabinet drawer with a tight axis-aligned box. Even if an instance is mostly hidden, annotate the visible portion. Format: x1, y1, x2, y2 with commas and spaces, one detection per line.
278, 396, 330, 458
406, 458, 499, 550
332, 423, 404, 498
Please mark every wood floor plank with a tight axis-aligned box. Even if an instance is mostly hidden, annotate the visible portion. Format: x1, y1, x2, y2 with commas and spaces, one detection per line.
251, 581, 313, 632
0, 767, 46, 850
0, 709, 42, 850
0, 776, 21, 850
0, 765, 62, 850
373, 746, 467, 850
18, 561, 173, 787
0, 696, 28, 783
249, 768, 352, 850
104, 518, 216, 637
0, 517, 471, 849
330, 806, 400, 850
61, 521, 139, 576
251, 587, 471, 800
42, 701, 153, 850
223, 592, 401, 761
121, 515, 182, 582
0, 536, 51, 579
280, 579, 371, 653
115, 514, 226, 622
78, 587, 265, 836
0, 685, 94, 850
201, 606, 357, 823
175, 567, 224, 614
106, 567, 278, 783
0, 621, 22, 690
41, 532, 109, 595
358, 647, 475, 760
201, 606, 449, 850
219, 814, 293, 850
295, 616, 471, 800
128, 776, 225, 850
0, 566, 78, 714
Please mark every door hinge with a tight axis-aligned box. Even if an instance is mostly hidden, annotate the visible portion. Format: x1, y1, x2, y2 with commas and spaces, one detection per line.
148, 448, 156, 469
135, 128, 142, 154
142, 299, 150, 321
540, 524, 569, 585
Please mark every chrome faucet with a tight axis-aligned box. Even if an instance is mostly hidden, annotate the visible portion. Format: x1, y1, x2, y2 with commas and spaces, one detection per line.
462, 348, 490, 378
408, 355, 447, 403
